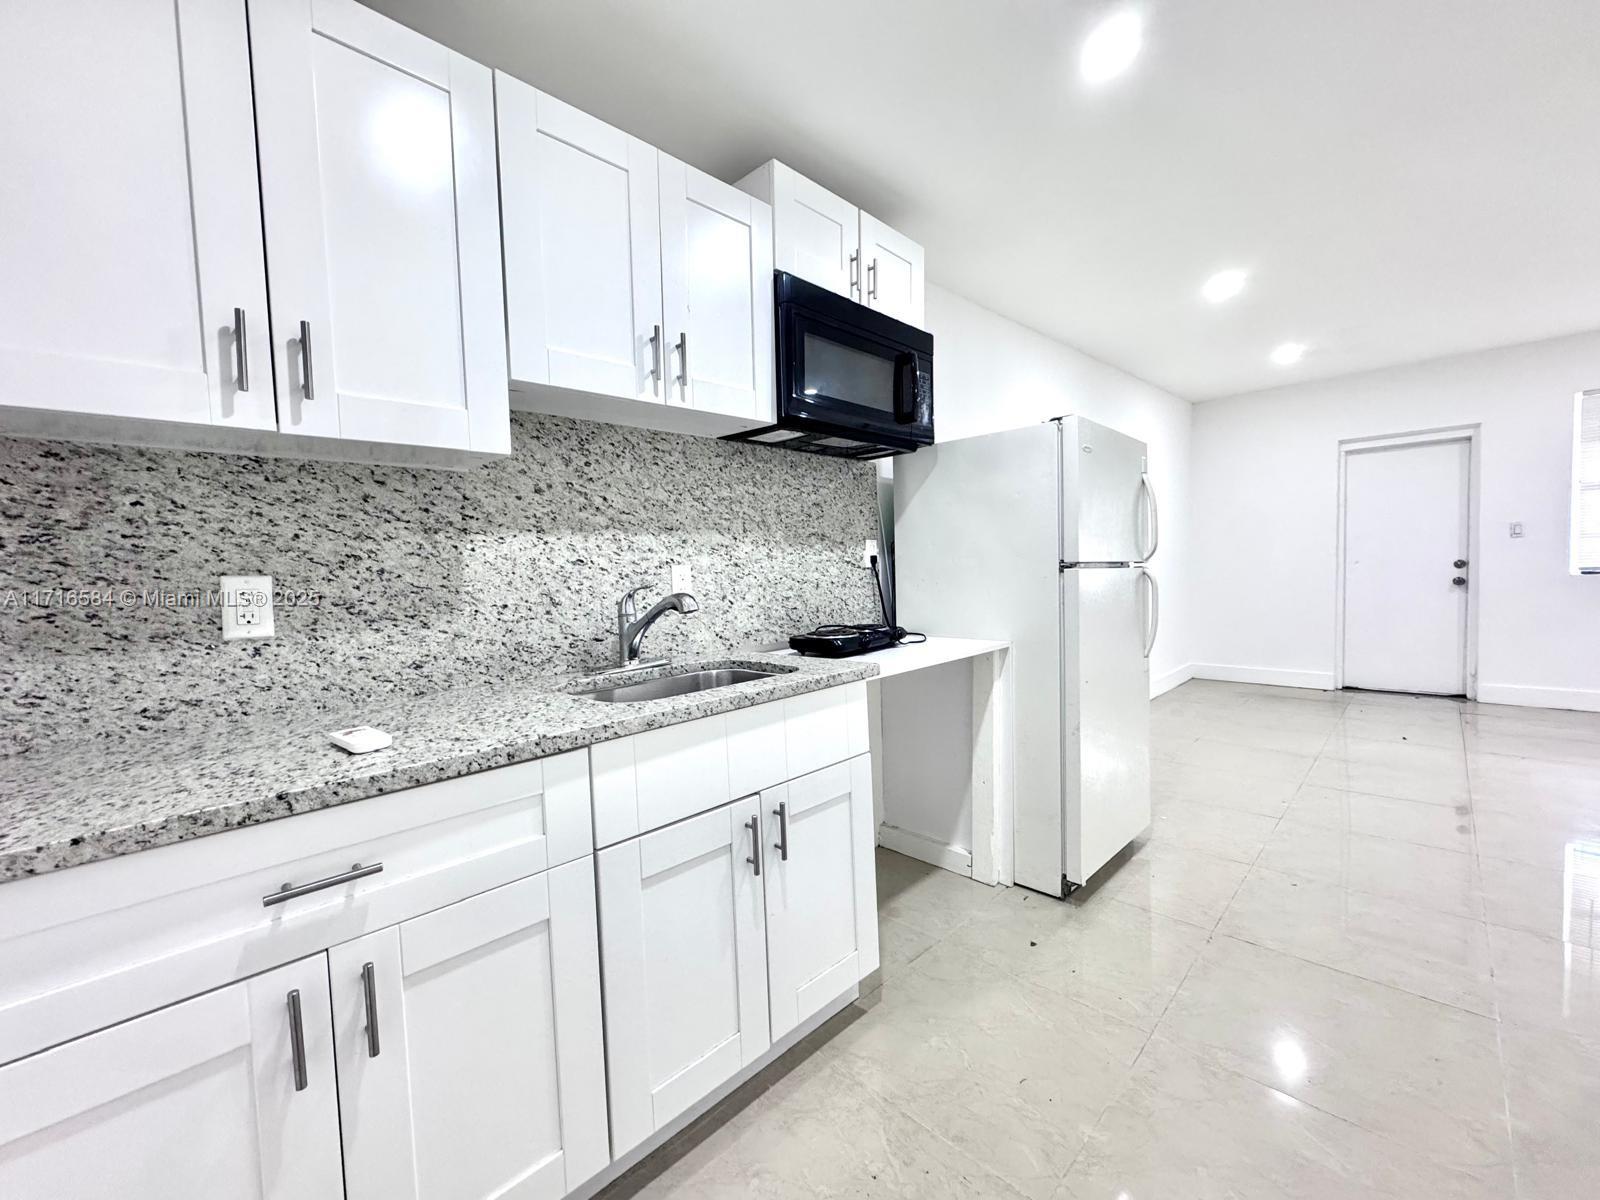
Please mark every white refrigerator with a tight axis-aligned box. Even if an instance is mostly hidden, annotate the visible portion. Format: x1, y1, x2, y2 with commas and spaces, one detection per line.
894, 416, 1158, 896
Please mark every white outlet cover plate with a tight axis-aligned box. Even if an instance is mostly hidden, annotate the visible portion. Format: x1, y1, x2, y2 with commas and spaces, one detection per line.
670, 562, 693, 594
221, 575, 275, 641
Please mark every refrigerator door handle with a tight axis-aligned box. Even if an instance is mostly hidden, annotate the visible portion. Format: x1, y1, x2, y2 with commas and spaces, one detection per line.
1139, 472, 1160, 562
1139, 568, 1160, 658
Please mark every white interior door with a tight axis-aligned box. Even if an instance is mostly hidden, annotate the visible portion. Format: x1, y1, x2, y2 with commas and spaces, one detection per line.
498, 74, 664, 405
0, 955, 342, 1198
252, 0, 507, 452
597, 797, 770, 1158
659, 157, 774, 420
763, 757, 876, 1040
769, 165, 860, 300
858, 212, 925, 327
1343, 438, 1471, 695
1063, 566, 1151, 886
331, 864, 609, 1200
0, 0, 275, 430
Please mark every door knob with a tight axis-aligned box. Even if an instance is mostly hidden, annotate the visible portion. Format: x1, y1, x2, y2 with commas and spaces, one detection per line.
1452, 576, 1468, 586
1453, 559, 1468, 569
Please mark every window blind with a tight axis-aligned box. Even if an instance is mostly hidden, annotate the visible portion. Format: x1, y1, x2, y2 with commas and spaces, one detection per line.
1576, 389, 1600, 574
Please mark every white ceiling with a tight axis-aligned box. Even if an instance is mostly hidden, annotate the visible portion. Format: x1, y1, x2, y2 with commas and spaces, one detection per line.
370, 0, 1600, 401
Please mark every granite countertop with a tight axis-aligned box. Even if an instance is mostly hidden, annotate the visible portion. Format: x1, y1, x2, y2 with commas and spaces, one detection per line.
0, 653, 878, 883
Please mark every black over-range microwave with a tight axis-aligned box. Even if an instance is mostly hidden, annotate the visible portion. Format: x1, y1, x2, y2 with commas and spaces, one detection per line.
724, 271, 933, 459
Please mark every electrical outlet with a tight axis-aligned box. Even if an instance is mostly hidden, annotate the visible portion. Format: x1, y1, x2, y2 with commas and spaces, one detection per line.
862, 539, 879, 569
220, 575, 275, 641
1509, 522, 1525, 538
670, 562, 693, 595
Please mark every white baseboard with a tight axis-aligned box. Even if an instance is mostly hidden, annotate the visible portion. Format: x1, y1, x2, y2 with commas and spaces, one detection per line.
876, 823, 972, 876
1151, 664, 1194, 698
1475, 682, 1600, 713
1190, 663, 1338, 691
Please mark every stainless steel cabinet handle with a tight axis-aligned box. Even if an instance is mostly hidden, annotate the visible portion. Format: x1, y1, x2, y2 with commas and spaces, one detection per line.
1140, 569, 1160, 658
745, 815, 762, 876
867, 258, 879, 301
361, 961, 381, 1058
287, 988, 308, 1092
849, 250, 860, 297
649, 324, 663, 392
232, 307, 249, 392
773, 801, 789, 861
675, 331, 689, 392
1140, 472, 1160, 561
263, 861, 383, 907
298, 320, 315, 401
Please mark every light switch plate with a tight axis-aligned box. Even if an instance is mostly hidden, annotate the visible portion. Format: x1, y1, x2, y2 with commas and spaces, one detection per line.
670, 562, 693, 595
220, 575, 275, 641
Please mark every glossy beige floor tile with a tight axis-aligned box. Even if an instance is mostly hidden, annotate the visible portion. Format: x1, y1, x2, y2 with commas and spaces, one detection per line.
919, 886, 1209, 1030
1305, 750, 1470, 806
1489, 923, 1600, 1038
1473, 806, 1600, 870
1147, 796, 1281, 864
1053, 1038, 1511, 1200
826, 967, 1146, 1199
1500, 1023, 1600, 1200
1218, 866, 1496, 1015
1283, 782, 1475, 853
1160, 935, 1511, 1172
1089, 838, 1253, 929
1254, 818, 1483, 919
1478, 852, 1600, 948
1151, 759, 1301, 817
1158, 735, 1319, 782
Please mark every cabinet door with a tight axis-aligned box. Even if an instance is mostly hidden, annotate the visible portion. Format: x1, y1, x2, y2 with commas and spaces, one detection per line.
598, 798, 770, 1157
764, 755, 878, 1040
769, 164, 861, 301
859, 212, 926, 327
330, 862, 610, 1200
0, 0, 274, 430
0, 955, 341, 1198
251, 0, 508, 452
660, 157, 774, 421
498, 74, 664, 406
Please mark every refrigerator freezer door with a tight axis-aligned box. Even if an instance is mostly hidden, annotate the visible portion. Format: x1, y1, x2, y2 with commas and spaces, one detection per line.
1061, 565, 1151, 887
1059, 417, 1151, 565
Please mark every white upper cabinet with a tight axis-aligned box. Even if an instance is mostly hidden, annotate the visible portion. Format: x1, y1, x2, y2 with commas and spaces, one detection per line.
859, 211, 927, 327
659, 157, 774, 421
0, 955, 343, 1199
738, 159, 926, 329
737, 161, 862, 302
763, 757, 879, 1040
251, 0, 508, 453
0, 0, 275, 430
597, 798, 771, 1158
498, 74, 665, 406
330, 863, 610, 1200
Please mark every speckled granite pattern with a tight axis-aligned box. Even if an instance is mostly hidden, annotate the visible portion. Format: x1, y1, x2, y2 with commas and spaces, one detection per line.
0, 653, 876, 881
0, 412, 880, 756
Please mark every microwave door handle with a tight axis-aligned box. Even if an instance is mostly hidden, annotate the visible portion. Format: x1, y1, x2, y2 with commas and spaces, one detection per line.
893, 350, 919, 424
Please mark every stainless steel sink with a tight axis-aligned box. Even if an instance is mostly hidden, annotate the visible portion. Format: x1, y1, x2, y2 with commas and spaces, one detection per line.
575, 668, 780, 703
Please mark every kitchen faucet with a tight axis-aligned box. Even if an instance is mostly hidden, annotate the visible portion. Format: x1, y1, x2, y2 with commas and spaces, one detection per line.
615, 585, 699, 668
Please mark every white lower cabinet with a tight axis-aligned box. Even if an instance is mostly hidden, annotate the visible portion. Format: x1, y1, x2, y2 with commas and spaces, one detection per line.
0, 954, 342, 1198
763, 756, 879, 1040
597, 797, 771, 1158
330, 860, 610, 1200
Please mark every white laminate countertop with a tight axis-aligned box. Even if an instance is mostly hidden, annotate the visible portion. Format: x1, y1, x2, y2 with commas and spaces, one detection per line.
777, 635, 1009, 681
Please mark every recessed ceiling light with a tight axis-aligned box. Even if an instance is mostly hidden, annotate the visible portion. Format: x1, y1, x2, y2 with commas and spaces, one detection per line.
1270, 342, 1307, 366
1080, 11, 1143, 85
1201, 269, 1248, 304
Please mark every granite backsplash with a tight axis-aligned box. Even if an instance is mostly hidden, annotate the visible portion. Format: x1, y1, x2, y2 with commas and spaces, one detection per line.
0, 413, 881, 754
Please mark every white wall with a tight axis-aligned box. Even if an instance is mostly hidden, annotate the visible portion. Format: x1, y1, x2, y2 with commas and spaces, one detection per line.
1191, 329, 1600, 710
915, 284, 1195, 694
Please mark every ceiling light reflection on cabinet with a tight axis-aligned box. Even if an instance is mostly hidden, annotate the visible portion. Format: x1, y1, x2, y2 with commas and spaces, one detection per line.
1270, 342, 1307, 366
